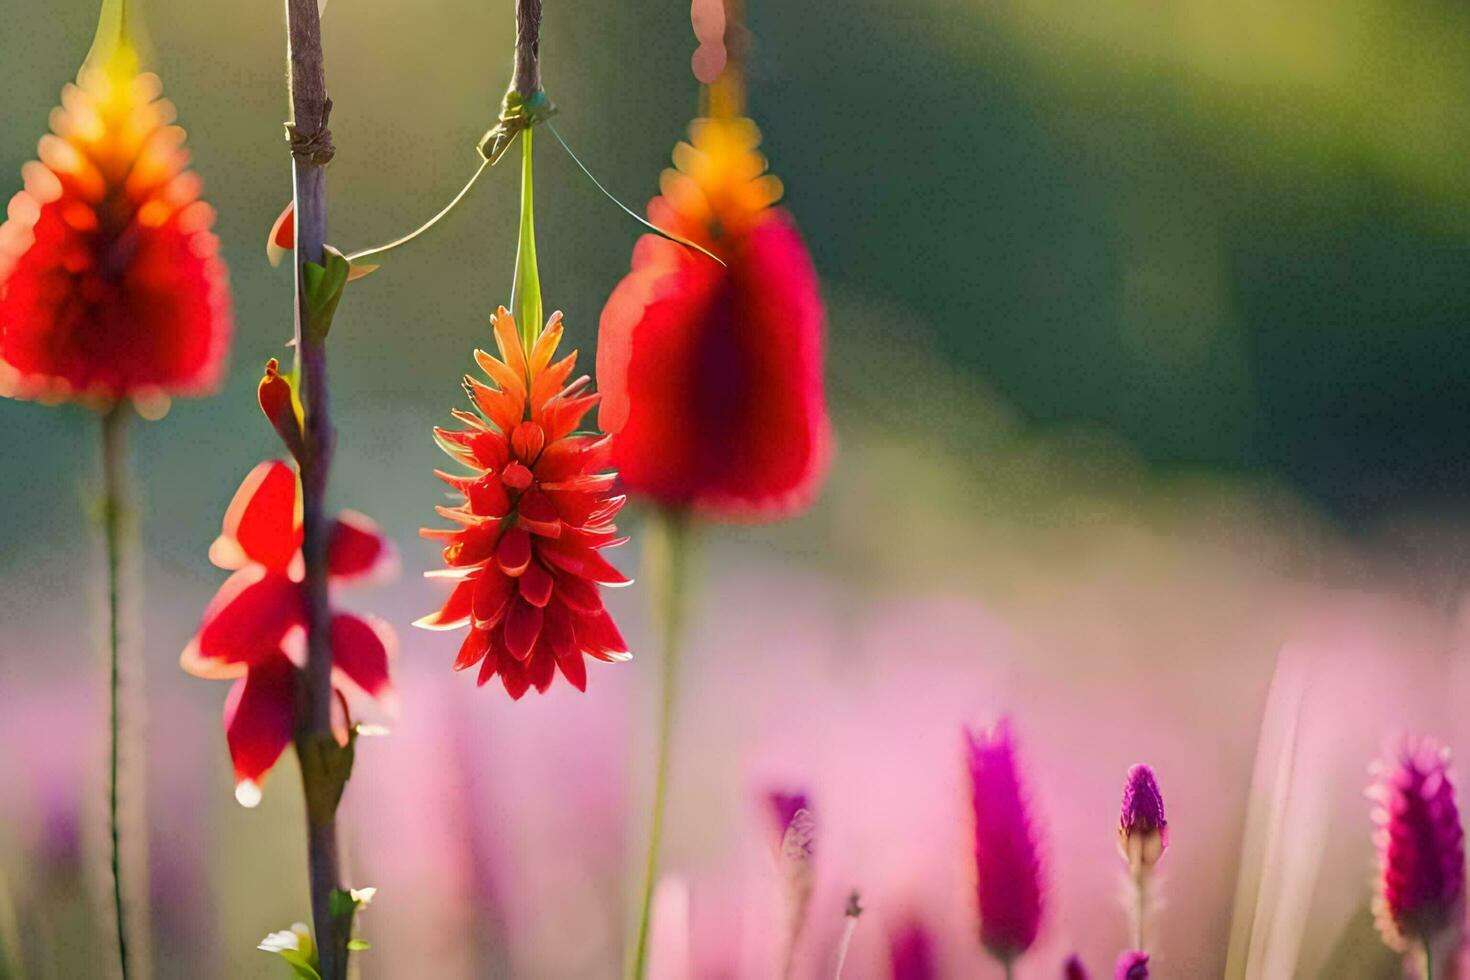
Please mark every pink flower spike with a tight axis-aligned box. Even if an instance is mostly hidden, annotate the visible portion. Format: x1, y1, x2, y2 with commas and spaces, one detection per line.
1114, 950, 1149, 980
964, 718, 1044, 966
1063, 954, 1092, 980
1369, 736, 1467, 952
889, 921, 937, 980
1119, 764, 1168, 871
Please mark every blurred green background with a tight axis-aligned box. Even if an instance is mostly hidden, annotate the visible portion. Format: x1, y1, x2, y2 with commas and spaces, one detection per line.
3, 0, 1470, 976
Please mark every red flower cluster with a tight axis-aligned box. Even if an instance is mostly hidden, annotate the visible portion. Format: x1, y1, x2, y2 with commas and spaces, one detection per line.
597, 116, 830, 519
417, 307, 631, 698
0, 59, 230, 406
182, 460, 396, 805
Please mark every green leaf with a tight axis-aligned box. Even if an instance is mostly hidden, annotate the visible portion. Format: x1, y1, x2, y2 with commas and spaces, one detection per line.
259, 924, 321, 980
301, 245, 353, 342
346, 939, 372, 952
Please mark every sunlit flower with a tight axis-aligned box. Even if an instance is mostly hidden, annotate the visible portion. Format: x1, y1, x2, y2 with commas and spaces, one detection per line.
0, 43, 230, 408
181, 460, 396, 804
417, 306, 631, 699
1113, 950, 1149, 980
1119, 764, 1167, 871
1369, 736, 1466, 952
597, 115, 830, 520
964, 718, 1044, 966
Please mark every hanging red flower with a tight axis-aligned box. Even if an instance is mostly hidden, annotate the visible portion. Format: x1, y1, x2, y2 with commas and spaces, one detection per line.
417, 306, 631, 699
596, 116, 830, 520
181, 460, 396, 805
0, 53, 231, 407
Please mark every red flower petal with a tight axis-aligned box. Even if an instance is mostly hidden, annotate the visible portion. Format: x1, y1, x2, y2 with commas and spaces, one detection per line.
518, 561, 554, 608
414, 578, 475, 631
517, 488, 562, 537
328, 510, 390, 581
223, 654, 296, 795
596, 210, 829, 518
496, 526, 533, 577
504, 596, 544, 661
455, 628, 491, 671
330, 613, 391, 698
556, 644, 587, 692
214, 461, 300, 571
473, 568, 515, 627
528, 645, 557, 693
194, 568, 304, 667
498, 655, 530, 700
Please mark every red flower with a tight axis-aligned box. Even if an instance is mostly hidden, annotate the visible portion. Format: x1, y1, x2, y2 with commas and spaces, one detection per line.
181, 461, 396, 804
0, 57, 231, 407
597, 116, 830, 519
417, 306, 631, 699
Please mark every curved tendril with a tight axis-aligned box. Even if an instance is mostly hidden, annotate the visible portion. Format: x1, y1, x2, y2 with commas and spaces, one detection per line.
344, 157, 492, 266
545, 121, 726, 268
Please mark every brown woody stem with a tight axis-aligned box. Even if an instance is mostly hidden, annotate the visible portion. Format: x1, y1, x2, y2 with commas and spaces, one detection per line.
284, 0, 351, 976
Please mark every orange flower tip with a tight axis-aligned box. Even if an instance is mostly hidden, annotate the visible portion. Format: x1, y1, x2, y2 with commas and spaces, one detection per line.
235, 780, 264, 809
258, 358, 305, 459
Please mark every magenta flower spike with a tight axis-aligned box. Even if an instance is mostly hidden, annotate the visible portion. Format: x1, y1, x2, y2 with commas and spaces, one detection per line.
889, 921, 937, 980
1063, 953, 1092, 980
1119, 764, 1168, 871
964, 719, 1045, 967
1369, 736, 1466, 954
1114, 950, 1149, 980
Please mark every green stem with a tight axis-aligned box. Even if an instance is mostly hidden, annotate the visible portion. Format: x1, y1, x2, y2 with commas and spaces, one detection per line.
629, 511, 692, 980
511, 128, 542, 353
1423, 941, 1434, 980
100, 402, 130, 980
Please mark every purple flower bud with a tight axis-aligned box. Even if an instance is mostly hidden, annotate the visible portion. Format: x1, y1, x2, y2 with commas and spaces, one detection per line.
889, 921, 937, 980
767, 790, 811, 850
1114, 950, 1149, 980
1119, 764, 1167, 871
1063, 953, 1092, 980
1369, 736, 1466, 951
964, 718, 1044, 965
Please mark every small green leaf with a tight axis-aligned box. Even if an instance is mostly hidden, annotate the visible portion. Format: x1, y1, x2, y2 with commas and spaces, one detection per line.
328, 888, 357, 919
259, 923, 321, 980
301, 246, 353, 342
346, 939, 372, 952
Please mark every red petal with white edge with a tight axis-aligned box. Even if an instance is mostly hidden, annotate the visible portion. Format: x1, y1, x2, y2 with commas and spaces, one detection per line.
518, 562, 554, 607
414, 578, 474, 630
195, 568, 304, 667
473, 569, 515, 627
504, 596, 544, 661
517, 489, 562, 537
224, 654, 297, 794
552, 571, 604, 614
267, 202, 294, 267
328, 511, 392, 581
331, 613, 392, 699
215, 461, 301, 572
496, 526, 533, 576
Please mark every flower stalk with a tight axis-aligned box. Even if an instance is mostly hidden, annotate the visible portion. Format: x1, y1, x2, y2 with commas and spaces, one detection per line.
283, 0, 352, 974
99, 401, 133, 979
630, 510, 693, 979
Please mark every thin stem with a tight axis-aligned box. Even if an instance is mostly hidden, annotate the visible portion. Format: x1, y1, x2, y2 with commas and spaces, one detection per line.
629, 511, 693, 980
1131, 869, 1147, 951
1423, 940, 1435, 980
100, 403, 130, 980
284, 0, 349, 975
831, 891, 862, 980
1003, 962, 1014, 980
511, 128, 541, 352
